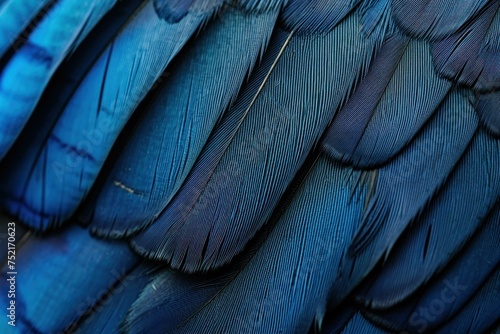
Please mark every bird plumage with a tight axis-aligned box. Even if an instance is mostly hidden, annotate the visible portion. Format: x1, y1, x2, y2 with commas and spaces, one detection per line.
0, 0, 498, 333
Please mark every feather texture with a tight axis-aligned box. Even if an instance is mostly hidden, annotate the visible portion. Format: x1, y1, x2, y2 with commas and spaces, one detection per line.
0, 1, 497, 333
74, 265, 153, 334
86, 6, 278, 238
0, 0, 52, 58
0, 0, 118, 159
356, 129, 500, 309
325, 90, 478, 309
362, 205, 500, 333
280, 0, 360, 33
132, 13, 377, 272
431, 2, 500, 91
390, 0, 491, 39
476, 91, 500, 138
349, 90, 477, 259
434, 269, 500, 334
322, 36, 452, 168
337, 312, 389, 334
126, 157, 367, 333
0, 225, 138, 334
0, 0, 217, 230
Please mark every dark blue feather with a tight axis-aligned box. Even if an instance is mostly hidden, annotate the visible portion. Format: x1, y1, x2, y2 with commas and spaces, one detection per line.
476, 91, 500, 138
349, 90, 477, 258
126, 157, 367, 333
0, 1, 497, 333
86, 6, 278, 238
280, 0, 360, 34
124, 268, 228, 333
435, 268, 500, 334
238, 0, 284, 12
390, 0, 490, 40
431, 2, 500, 91
337, 312, 389, 334
153, 0, 197, 23
320, 302, 359, 334
356, 129, 500, 309
362, 205, 500, 333
0, 225, 138, 333
322, 36, 451, 168
132, 13, 378, 272
325, 90, 477, 309
74, 265, 153, 334
0, 1, 217, 231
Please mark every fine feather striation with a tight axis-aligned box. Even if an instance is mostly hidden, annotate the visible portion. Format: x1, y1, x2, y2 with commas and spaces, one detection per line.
0, 0, 52, 58
431, 2, 500, 92
358, 0, 397, 42
348, 90, 478, 260
153, 0, 198, 23
85, 7, 278, 238
434, 269, 500, 334
322, 36, 452, 168
0, 0, 118, 159
476, 91, 500, 138
390, 0, 491, 40
362, 204, 500, 333
132, 14, 378, 272
335, 312, 390, 334
0, 0, 218, 231
126, 158, 367, 333
279, 0, 360, 34
319, 302, 360, 334
0, 225, 139, 334
0, 0, 144, 230
153, 0, 285, 22
325, 90, 477, 310
355, 129, 500, 310
73, 265, 154, 334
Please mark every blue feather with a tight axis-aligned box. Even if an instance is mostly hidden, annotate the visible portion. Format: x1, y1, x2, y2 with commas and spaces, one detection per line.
320, 302, 359, 334
362, 205, 500, 333
358, 0, 396, 41
74, 265, 153, 334
356, 129, 500, 309
0, 0, 218, 230
238, 0, 284, 12
349, 90, 477, 258
85, 6, 278, 238
153, 0, 197, 23
476, 91, 500, 138
126, 157, 367, 333
0, 0, 144, 230
336, 312, 390, 334
430, 2, 500, 91
0, 0, 118, 159
132, 13, 378, 272
434, 269, 500, 334
0, 0, 52, 58
0, 1, 497, 332
0, 225, 138, 333
280, 0, 360, 34
322, 36, 452, 168
390, 0, 490, 40
325, 90, 477, 309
